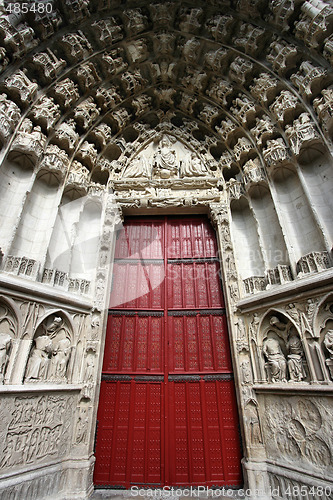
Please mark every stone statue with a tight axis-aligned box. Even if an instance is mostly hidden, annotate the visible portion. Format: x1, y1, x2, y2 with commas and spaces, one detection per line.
287, 335, 305, 382
123, 155, 149, 178
263, 337, 287, 383
25, 336, 53, 382
84, 355, 95, 382
181, 153, 207, 177
0, 333, 11, 384
49, 338, 71, 380
153, 135, 178, 178
45, 317, 63, 339
324, 330, 333, 359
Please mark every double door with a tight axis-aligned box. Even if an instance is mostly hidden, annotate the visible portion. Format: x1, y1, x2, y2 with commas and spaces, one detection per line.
94, 216, 242, 488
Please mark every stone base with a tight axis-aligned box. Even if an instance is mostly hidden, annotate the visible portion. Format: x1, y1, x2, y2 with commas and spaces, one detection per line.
242, 460, 272, 500
0, 457, 95, 500
267, 462, 333, 500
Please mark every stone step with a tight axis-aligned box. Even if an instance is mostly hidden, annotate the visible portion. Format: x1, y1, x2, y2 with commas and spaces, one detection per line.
92, 488, 243, 500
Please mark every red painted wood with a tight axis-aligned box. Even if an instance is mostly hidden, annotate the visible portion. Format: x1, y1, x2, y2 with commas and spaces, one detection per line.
94, 216, 242, 488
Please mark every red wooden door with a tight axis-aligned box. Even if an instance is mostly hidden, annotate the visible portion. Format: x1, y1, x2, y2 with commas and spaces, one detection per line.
94, 216, 242, 488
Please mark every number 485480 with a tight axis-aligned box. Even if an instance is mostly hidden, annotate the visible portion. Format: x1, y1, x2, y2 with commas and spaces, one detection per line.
6, 2, 53, 14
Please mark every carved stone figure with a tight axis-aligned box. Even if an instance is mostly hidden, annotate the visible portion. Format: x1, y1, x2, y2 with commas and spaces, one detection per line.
287, 335, 305, 382
0, 333, 11, 384
49, 338, 71, 381
123, 155, 149, 178
25, 336, 53, 382
263, 337, 287, 383
181, 153, 207, 177
45, 317, 63, 339
246, 402, 263, 445
153, 135, 178, 179
324, 330, 333, 359
0, 93, 21, 142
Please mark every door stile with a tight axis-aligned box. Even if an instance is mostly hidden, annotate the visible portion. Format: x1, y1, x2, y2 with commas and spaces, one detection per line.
125, 379, 135, 488
185, 382, 193, 485
199, 378, 211, 485
215, 380, 229, 481
163, 216, 169, 486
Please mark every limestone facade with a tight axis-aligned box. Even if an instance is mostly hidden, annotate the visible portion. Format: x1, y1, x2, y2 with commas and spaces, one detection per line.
0, 0, 332, 499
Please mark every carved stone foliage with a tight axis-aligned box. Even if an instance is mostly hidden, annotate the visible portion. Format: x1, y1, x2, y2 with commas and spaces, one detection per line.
264, 396, 333, 472
24, 316, 73, 384
0, 393, 74, 470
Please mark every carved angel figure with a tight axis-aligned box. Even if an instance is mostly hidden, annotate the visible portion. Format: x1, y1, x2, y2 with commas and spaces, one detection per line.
263, 337, 287, 383
0, 333, 11, 384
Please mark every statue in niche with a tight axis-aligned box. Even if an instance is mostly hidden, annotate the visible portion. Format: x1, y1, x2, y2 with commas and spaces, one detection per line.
180, 152, 207, 177
49, 338, 71, 380
44, 317, 63, 338
25, 316, 72, 383
84, 353, 95, 382
75, 405, 89, 444
324, 329, 333, 379
324, 330, 333, 358
263, 337, 287, 383
245, 402, 263, 445
0, 333, 11, 384
123, 154, 149, 178
287, 334, 305, 382
152, 135, 178, 179
25, 335, 53, 381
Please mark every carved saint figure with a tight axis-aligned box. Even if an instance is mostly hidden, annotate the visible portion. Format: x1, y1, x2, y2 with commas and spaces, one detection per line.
153, 135, 178, 178
324, 330, 333, 359
45, 316, 63, 339
49, 338, 71, 380
123, 155, 149, 178
85, 354, 95, 382
287, 335, 305, 382
263, 337, 287, 383
0, 333, 11, 384
25, 336, 53, 381
181, 153, 207, 177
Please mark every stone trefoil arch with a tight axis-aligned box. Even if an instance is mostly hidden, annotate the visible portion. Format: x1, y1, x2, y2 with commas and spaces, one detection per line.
0, 0, 331, 498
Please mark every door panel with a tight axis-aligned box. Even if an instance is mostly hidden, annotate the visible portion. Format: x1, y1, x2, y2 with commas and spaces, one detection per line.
94, 216, 242, 488
167, 314, 232, 373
